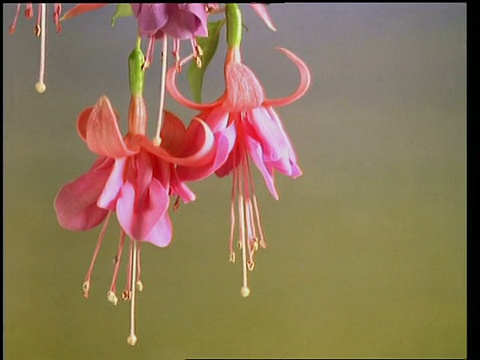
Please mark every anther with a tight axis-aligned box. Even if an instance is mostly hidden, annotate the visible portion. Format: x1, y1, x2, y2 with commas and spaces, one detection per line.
195, 56, 203, 69
247, 260, 255, 271
107, 291, 118, 305
34, 24, 41, 37
241, 286, 250, 298
122, 290, 132, 301
229, 252, 236, 263
82, 281, 90, 298
25, 4, 33, 19
136, 280, 144, 292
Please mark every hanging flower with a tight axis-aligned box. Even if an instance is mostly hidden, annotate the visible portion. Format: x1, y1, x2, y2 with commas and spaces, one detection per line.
9, 3, 63, 93
166, 4, 311, 297
54, 47, 214, 345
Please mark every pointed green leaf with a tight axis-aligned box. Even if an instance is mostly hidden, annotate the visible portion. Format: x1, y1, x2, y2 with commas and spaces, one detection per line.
187, 20, 226, 103
111, 4, 134, 27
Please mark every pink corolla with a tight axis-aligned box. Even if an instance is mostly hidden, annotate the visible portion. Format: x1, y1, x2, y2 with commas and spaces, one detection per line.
54, 91, 213, 344
166, 45, 311, 297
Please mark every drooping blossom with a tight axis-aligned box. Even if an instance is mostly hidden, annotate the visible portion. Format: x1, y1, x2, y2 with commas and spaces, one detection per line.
54, 48, 214, 345
166, 4, 311, 297
9, 3, 63, 93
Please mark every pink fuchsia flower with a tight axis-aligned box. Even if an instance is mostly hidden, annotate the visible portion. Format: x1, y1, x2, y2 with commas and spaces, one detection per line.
54, 93, 213, 344
9, 3, 63, 93
166, 45, 311, 297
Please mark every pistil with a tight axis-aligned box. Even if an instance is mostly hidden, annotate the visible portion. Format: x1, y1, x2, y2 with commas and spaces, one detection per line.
35, 3, 47, 93
153, 34, 169, 147
127, 239, 139, 346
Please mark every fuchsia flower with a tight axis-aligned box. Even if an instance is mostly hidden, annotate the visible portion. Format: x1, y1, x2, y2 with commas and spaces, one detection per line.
9, 3, 63, 93
54, 92, 214, 344
166, 45, 311, 297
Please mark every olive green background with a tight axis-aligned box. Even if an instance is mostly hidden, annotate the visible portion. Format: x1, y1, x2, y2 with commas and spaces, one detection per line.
4, 3, 466, 359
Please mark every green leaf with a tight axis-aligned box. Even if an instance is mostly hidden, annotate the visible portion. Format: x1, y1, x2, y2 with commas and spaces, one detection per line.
187, 20, 226, 103
111, 4, 134, 27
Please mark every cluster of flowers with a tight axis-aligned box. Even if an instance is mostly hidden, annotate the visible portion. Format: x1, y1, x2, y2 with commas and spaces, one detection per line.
9, 3, 311, 345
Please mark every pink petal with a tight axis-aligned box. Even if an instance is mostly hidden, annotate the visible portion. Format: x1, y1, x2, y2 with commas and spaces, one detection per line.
97, 158, 127, 210
141, 117, 215, 167
245, 137, 279, 200
116, 178, 169, 241
264, 48, 311, 107
178, 122, 236, 182
61, 4, 107, 21
76, 106, 92, 142
244, 107, 290, 161
249, 4, 277, 32
245, 107, 302, 178
166, 64, 222, 111
144, 212, 173, 247
225, 61, 265, 111
54, 157, 113, 230
170, 167, 196, 203
83, 96, 137, 158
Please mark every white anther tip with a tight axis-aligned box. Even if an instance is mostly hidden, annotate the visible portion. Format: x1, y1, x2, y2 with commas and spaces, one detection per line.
127, 334, 137, 346
241, 286, 250, 298
35, 82, 46, 93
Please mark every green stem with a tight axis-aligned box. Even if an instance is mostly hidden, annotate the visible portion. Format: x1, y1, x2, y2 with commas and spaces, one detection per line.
226, 3, 242, 48
129, 38, 145, 96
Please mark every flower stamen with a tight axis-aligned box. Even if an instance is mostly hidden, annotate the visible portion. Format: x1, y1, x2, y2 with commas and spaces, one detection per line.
107, 230, 127, 306
82, 212, 112, 298
9, 4, 21, 34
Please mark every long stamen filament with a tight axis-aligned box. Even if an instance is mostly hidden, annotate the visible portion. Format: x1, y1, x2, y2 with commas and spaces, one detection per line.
9, 4, 21, 34
153, 34, 169, 146
35, 3, 46, 93
83, 212, 112, 298
229, 154, 239, 262
107, 230, 127, 305
122, 239, 134, 300
127, 239, 138, 346
136, 242, 143, 291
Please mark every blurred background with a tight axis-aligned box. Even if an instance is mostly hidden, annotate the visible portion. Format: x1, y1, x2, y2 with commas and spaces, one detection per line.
4, 3, 466, 359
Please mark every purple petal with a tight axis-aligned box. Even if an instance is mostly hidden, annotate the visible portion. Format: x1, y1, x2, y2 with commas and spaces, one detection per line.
161, 4, 208, 39
132, 3, 169, 36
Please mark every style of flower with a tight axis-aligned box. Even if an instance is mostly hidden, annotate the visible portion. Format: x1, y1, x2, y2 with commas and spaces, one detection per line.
9, 3, 63, 93
167, 43, 311, 297
54, 48, 214, 345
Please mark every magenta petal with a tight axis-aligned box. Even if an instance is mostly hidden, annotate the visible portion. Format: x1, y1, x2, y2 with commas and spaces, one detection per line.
116, 178, 169, 241
97, 158, 127, 210
246, 137, 279, 200
178, 123, 236, 181
170, 167, 196, 203
144, 212, 173, 248
245, 107, 290, 162
54, 157, 113, 230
